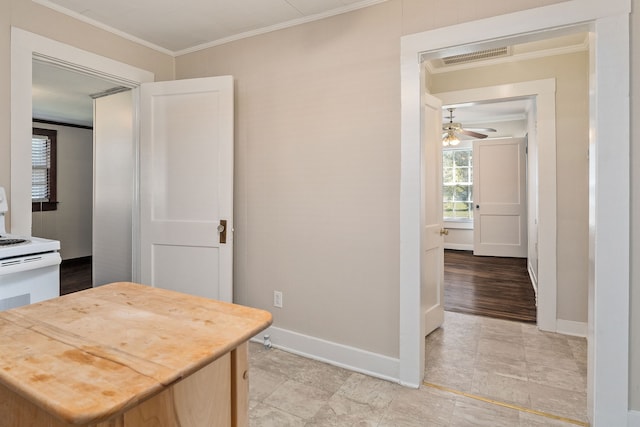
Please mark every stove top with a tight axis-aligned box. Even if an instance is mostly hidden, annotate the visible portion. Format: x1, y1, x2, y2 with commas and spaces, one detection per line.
0, 237, 30, 246
0, 187, 60, 259
0, 234, 60, 259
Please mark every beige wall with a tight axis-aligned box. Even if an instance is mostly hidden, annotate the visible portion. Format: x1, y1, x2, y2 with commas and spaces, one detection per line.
175, 0, 571, 358
178, 3, 404, 356
430, 51, 590, 324
31, 123, 93, 260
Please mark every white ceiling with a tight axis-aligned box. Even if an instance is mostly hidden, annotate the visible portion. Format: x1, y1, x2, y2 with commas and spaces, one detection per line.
32, 60, 122, 127
34, 0, 385, 55
442, 98, 532, 139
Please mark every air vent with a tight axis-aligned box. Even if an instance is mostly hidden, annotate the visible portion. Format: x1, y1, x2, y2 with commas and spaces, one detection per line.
442, 47, 510, 65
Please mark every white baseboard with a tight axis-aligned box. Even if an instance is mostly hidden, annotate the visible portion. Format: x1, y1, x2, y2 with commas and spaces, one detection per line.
444, 243, 473, 251
629, 409, 640, 426
251, 326, 400, 384
527, 263, 538, 298
556, 319, 587, 337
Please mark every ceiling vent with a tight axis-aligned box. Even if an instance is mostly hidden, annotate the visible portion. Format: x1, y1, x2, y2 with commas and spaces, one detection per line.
441, 47, 510, 66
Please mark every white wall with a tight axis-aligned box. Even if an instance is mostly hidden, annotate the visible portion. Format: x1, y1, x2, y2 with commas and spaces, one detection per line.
31, 122, 92, 260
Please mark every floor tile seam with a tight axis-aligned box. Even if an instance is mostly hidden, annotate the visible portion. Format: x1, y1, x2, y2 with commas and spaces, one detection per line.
422, 381, 589, 427
251, 401, 307, 423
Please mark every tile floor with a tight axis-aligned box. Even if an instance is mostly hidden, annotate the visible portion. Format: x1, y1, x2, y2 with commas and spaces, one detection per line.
248, 311, 588, 426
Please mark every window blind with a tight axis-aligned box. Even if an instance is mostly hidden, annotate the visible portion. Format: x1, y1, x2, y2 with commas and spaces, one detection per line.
32, 135, 51, 202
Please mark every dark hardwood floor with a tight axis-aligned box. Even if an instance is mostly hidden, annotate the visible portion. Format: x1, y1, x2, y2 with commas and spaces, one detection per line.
60, 256, 92, 295
444, 249, 537, 323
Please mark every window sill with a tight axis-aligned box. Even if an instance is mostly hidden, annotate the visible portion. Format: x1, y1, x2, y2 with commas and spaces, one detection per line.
32, 202, 58, 212
444, 220, 473, 230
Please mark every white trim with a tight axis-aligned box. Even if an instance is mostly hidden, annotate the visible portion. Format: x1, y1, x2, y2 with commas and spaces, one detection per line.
528, 263, 538, 298
434, 79, 557, 333
175, 0, 388, 56
588, 14, 630, 427
251, 326, 401, 385
556, 319, 588, 338
629, 410, 640, 426
444, 243, 473, 251
443, 221, 473, 230
400, 1, 630, 424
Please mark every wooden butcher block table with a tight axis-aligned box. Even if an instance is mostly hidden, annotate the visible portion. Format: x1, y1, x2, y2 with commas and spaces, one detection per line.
0, 282, 272, 426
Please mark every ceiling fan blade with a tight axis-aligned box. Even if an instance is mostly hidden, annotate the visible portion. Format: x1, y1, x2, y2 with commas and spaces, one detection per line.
459, 129, 488, 139
464, 127, 496, 133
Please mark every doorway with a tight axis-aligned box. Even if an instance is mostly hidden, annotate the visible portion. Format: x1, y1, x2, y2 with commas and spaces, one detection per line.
433, 82, 560, 333
32, 59, 135, 291
436, 97, 537, 323
10, 28, 154, 282
400, 3, 631, 424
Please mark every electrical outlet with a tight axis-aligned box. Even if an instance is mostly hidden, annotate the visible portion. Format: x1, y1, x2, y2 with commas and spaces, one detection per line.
273, 291, 283, 308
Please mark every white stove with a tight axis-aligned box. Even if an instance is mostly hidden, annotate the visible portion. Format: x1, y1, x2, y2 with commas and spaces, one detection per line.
0, 187, 61, 311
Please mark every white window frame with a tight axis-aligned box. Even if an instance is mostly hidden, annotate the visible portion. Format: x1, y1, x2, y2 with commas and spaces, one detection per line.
442, 145, 473, 223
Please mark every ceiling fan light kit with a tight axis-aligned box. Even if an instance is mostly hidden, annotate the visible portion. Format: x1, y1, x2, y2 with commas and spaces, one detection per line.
442, 130, 460, 146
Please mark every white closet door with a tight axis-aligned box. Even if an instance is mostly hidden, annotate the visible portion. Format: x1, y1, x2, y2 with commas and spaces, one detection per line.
93, 90, 134, 286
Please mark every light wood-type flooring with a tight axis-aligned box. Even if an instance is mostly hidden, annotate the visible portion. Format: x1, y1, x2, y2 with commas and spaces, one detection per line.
58, 255, 586, 425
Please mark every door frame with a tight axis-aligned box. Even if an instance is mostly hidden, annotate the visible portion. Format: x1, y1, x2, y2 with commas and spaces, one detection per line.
10, 28, 154, 280
400, 1, 630, 425
434, 80, 557, 333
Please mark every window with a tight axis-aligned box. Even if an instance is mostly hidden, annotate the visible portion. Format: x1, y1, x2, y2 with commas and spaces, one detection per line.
32, 128, 57, 212
443, 148, 473, 221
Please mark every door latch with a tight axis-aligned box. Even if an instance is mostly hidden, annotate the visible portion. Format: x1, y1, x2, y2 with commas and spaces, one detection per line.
440, 228, 449, 236
218, 219, 227, 244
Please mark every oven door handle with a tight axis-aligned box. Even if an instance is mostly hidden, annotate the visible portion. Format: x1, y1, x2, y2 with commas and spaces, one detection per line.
0, 253, 61, 276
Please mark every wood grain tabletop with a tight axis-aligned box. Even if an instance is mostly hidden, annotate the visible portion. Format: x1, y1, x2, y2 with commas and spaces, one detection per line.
0, 282, 272, 425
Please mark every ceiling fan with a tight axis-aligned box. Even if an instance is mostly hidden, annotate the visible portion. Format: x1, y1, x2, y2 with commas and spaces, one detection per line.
442, 107, 496, 146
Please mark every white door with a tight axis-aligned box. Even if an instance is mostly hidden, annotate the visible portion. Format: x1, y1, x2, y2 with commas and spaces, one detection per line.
93, 90, 134, 286
473, 137, 527, 257
140, 76, 234, 302
422, 94, 445, 336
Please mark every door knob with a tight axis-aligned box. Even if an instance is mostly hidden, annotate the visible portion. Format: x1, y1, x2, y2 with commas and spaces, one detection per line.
440, 228, 449, 236
218, 219, 227, 244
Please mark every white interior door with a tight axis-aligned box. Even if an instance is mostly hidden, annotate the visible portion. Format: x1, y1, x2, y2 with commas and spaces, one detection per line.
140, 76, 234, 302
93, 90, 134, 286
473, 137, 527, 257
422, 94, 445, 336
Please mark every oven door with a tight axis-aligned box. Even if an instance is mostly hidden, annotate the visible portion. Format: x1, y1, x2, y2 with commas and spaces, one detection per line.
0, 252, 61, 311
